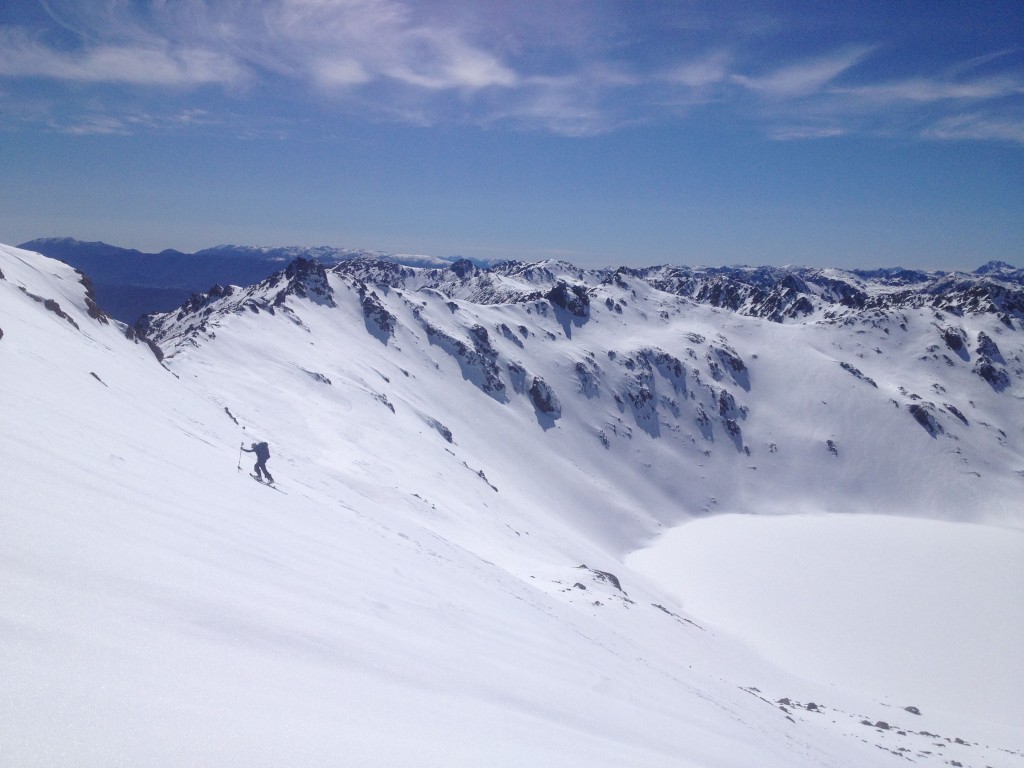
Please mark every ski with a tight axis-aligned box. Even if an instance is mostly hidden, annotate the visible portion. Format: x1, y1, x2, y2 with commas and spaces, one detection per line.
250, 473, 286, 493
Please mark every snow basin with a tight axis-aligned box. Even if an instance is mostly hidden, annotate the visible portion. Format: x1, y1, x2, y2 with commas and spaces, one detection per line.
627, 513, 1024, 732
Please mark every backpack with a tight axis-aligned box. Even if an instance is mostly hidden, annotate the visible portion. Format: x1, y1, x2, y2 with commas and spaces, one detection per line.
256, 442, 270, 460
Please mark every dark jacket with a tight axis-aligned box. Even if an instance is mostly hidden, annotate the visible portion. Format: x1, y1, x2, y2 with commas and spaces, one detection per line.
244, 442, 270, 461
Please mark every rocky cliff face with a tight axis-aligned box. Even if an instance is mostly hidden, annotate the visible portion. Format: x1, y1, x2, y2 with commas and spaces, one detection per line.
138, 253, 1024, 521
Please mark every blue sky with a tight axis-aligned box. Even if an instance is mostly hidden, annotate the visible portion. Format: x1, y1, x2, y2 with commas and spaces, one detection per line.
1, 1, 1022, 269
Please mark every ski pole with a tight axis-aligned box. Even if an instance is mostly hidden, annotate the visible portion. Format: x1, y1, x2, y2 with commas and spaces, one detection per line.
237, 443, 243, 472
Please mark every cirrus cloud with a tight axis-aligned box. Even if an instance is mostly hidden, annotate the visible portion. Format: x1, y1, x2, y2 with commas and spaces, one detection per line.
0, 27, 247, 86
0, 1, 1022, 143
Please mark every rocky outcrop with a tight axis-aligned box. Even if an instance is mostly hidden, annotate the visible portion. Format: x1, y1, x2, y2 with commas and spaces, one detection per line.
707, 343, 749, 391
908, 403, 944, 438
359, 287, 396, 343
943, 403, 969, 426
78, 273, 109, 323
973, 358, 1010, 391
613, 350, 686, 437
18, 287, 80, 330
839, 361, 878, 387
545, 280, 590, 318
975, 331, 1003, 363
574, 359, 602, 398
528, 376, 561, 418
940, 326, 968, 360
973, 331, 1010, 390
418, 316, 506, 400
276, 258, 335, 307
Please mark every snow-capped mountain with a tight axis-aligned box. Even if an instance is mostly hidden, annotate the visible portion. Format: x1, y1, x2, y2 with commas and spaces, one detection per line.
141, 253, 1024, 522
18, 237, 483, 324
2, 242, 1022, 767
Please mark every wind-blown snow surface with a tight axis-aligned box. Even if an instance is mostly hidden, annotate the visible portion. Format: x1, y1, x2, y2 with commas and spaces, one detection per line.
2, 243, 1023, 767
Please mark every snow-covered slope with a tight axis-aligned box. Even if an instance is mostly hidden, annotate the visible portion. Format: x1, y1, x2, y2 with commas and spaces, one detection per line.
142, 254, 1024, 525
2, 243, 1022, 767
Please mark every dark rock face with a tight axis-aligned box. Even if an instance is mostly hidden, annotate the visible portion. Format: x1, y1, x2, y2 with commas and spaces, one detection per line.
941, 326, 968, 359
176, 284, 235, 320
77, 274, 109, 324
43, 298, 78, 329
574, 360, 602, 398
975, 331, 1003, 363
648, 350, 688, 396
943, 403, 969, 426
578, 565, 624, 592
630, 265, 822, 322
723, 418, 743, 449
972, 332, 1010, 390
423, 416, 454, 443
614, 350, 684, 436
908, 403, 944, 437
973, 358, 1010, 391
545, 280, 590, 318
17, 287, 81, 330
448, 258, 477, 279
718, 388, 739, 418
418, 316, 506, 400
279, 258, 335, 307
498, 322, 525, 349
303, 369, 332, 385
331, 258, 415, 291
529, 376, 561, 417
694, 406, 714, 440
839, 361, 878, 387
707, 344, 749, 391
359, 288, 396, 342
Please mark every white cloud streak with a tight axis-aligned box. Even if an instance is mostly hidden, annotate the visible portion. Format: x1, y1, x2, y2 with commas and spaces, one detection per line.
834, 76, 1024, 104
732, 48, 873, 97
923, 113, 1024, 144
0, 28, 247, 86
1, 1, 1021, 143
665, 50, 731, 89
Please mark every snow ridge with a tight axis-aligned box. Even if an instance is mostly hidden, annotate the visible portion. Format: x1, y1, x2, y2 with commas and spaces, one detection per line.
3, 242, 1023, 768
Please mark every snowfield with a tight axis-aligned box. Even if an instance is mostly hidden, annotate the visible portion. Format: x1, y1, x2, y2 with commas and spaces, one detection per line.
2, 242, 1022, 767
629, 513, 1024, 738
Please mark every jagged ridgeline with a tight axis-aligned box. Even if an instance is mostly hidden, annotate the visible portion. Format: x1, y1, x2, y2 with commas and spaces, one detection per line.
135, 254, 1024, 521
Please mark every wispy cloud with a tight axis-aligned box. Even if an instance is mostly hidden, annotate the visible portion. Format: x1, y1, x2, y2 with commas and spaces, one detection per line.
1, 1, 1022, 143
923, 113, 1024, 144
768, 124, 846, 141
0, 28, 247, 86
732, 48, 873, 98
61, 114, 134, 135
265, 0, 519, 92
663, 50, 731, 89
56, 107, 223, 136
834, 76, 1024, 104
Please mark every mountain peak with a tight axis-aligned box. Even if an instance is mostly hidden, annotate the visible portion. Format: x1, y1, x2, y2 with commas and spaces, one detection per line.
975, 259, 1018, 274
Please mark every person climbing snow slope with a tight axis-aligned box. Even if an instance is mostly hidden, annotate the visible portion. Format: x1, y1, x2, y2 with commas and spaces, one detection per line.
242, 441, 274, 484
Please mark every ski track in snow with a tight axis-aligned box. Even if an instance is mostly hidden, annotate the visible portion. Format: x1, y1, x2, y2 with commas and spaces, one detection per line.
2, 243, 1023, 767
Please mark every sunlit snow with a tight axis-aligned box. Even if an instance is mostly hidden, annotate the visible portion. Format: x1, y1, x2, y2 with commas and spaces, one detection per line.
2, 243, 1022, 767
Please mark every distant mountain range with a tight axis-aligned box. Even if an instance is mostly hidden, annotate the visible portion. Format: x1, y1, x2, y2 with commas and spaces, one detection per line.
19, 237, 1022, 328
19, 237, 482, 323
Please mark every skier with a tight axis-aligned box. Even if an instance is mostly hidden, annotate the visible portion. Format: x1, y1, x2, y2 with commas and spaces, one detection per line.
242, 441, 274, 483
